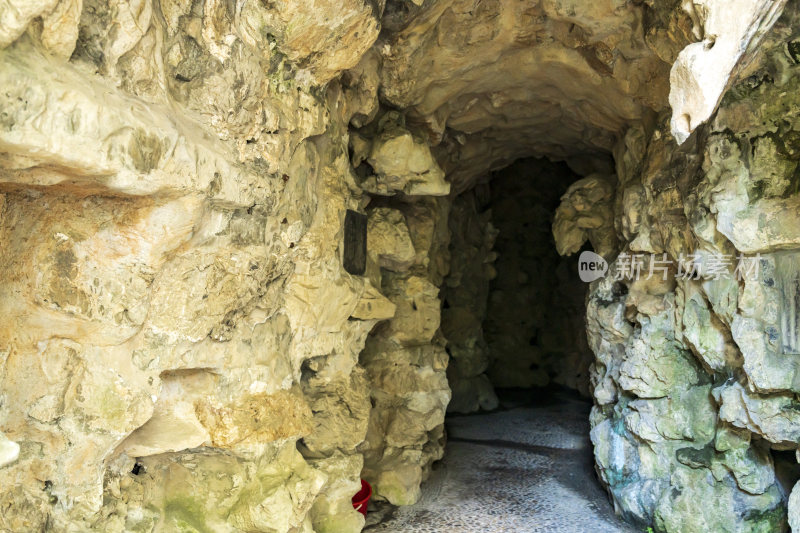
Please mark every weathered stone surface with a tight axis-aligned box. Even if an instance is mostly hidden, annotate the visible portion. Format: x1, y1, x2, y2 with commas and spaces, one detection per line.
235, 0, 381, 85
0, 39, 267, 203
563, 7, 800, 529
0, 0, 59, 48
98, 440, 327, 533
354, 191, 452, 506
716, 382, 800, 448
379, 0, 672, 190
4, 0, 800, 529
350, 282, 397, 321
441, 185, 499, 413
668, 0, 788, 143
0, 0, 417, 529
378, 273, 442, 346
553, 174, 618, 258
582, 241, 789, 529
617, 301, 703, 399
367, 207, 416, 272
679, 281, 742, 373
308, 453, 366, 533
0, 430, 19, 468
351, 113, 450, 197
790, 481, 800, 532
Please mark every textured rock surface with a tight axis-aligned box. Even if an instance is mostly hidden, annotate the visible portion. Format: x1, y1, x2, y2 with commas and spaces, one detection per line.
552, 6, 800, 531
791, 481, 800, 532
553, 174, 618, 258
379, 0, 673, 190
0, 430, 19, 468
440, 185, 499, 413
668, 0, 787, 143
585, 274, 786, 531
358, 196, 452, 506
3, 0, 800, 531
0, 1, 448, 530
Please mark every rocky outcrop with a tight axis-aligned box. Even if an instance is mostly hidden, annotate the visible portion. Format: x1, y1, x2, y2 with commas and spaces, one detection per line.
668, 0, 788, 143
555, 7, 800, 530
441, 185, 499, 413
358, 196, 452, 506
553, 174, 618, 259
586, 272, 785, 531
350, 112, 450, 197
0, 1, 451, 530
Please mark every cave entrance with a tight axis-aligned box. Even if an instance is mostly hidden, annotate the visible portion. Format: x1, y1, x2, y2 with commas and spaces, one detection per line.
364, 158, 631, 530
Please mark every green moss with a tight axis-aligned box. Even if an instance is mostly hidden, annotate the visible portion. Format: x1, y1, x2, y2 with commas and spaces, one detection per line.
742, 503, 788, 533
165, 496, 213, 533
99, 386, 127, 423
676, 445, 715, 469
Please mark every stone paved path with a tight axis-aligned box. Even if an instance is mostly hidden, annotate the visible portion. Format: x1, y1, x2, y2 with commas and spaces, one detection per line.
364, 389, 638, 533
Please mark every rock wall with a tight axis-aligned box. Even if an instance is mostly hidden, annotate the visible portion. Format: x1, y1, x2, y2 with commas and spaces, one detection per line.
0, 1, 452, 530
441, 184, 499, 413
358, 196, 452, 506
554, 7, 800, 531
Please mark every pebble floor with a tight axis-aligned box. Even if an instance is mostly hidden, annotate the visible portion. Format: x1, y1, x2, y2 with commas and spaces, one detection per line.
364, 388, 638, 533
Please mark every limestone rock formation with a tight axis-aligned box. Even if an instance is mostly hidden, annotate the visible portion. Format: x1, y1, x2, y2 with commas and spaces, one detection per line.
3, 0, 800, 531
668, 0, 788, 143
553, 174, 618, 258
350, 112, 450, 197
586, 273, 785, 532
0, 0, 440, 530
555, 7, 800, 530
441, 185, 499, 413
0, 430, 19, 468
358, 197, 452, 506
791, 482, 800, 532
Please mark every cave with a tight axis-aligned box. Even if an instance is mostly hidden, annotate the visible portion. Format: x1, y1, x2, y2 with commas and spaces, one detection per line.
2, 0, 800, 532
360, 158, 615, 531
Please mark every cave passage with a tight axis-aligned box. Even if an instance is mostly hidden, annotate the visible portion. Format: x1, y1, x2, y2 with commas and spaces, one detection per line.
442, 158, 595, 416
363, 158, 622, 531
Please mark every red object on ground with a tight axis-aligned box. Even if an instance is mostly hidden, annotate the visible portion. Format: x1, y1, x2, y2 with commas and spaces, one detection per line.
352, 479, 372, 516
